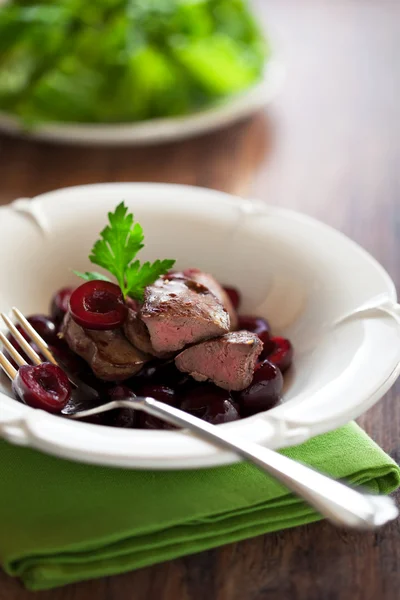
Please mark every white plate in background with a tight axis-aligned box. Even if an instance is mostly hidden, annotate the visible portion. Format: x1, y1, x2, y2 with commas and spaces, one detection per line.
0, 60, 284, 146
0, 183, 399, 469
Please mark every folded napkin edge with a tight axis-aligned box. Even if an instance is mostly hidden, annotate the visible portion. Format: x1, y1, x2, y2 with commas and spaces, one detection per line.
4, 463, 399, 579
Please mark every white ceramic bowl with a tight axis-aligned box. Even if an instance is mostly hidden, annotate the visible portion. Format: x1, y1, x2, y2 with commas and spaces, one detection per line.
0, 60, 284, 146
1, 183, 400, 469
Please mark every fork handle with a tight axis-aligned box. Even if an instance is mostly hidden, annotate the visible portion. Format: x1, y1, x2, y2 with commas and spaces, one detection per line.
139, 397, 398, 529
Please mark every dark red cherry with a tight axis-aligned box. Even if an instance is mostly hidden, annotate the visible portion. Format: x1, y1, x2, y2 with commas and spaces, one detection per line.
133, 360, 161, 383
12, 362, 71, 413
51, 287, 74, 324
181, 383, 230, 408
69, 281, 127, 330
105, 385, 138, 428
205, 399, 239, 424
139, 383, 177, 405
134, 359, 188, 388
50, 342, 88, 377
237, 315, 270, 345
108, 385, 136, 402
181, 384, 240, 424
237, 359, 283, 417
7, 314, 57, 348
223, 286, 241, 310
26, 315, 58, 346
74, 367, 110, 394
262, 337, 293, 373
138, 384, 178, 430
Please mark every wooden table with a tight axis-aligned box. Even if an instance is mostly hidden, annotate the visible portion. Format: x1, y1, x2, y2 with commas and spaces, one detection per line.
0, 1, 399, 598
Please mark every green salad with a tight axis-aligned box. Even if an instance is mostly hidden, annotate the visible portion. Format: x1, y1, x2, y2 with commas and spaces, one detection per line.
0, 0, 267, 125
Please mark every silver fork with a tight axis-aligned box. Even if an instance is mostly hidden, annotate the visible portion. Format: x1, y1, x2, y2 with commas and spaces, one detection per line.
0, 307, 398, 530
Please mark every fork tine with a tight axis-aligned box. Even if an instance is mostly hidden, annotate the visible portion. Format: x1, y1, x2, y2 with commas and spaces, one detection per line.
0, 331, 27, 367
12, 308, 58, 366
0, 350, 17, 380
1, 313, 42, 366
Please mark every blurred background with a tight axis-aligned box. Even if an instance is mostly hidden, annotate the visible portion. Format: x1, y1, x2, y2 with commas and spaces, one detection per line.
0, 2, 400, 598
0, 0, 399, 261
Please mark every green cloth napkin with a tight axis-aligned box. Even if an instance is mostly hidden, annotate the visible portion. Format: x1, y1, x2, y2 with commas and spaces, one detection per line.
0, 422, 399, 591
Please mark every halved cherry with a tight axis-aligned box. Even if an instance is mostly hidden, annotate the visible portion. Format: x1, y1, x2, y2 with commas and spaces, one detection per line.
262, 337, 293, 373
69, 281, 127, 330
12, 363, 71, 413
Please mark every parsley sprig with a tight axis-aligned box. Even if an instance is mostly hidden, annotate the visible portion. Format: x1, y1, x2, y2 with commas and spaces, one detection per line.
74, 202, 175, 301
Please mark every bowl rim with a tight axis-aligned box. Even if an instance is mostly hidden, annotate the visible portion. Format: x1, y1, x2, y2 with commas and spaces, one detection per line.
1, 182, 399, 469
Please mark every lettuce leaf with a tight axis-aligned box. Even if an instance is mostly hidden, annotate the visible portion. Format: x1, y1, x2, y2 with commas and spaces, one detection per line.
0, 0, 267, 125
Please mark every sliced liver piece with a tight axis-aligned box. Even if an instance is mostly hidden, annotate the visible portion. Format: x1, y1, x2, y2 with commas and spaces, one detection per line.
175, 330, 263, 391
123, 307, 171, 358
62, 312, 148, 381
183, 269, 238, 330
140, 275, 230, 354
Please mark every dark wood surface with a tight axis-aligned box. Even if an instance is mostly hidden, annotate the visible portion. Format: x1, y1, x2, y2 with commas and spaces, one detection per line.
0, 1, 399, 598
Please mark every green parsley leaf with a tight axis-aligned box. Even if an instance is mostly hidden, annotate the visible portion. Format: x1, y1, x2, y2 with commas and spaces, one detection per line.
74, 202, 175, 300
125, 259, 176, 301
73, 270, 111, 283
89, 202, 145, 294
